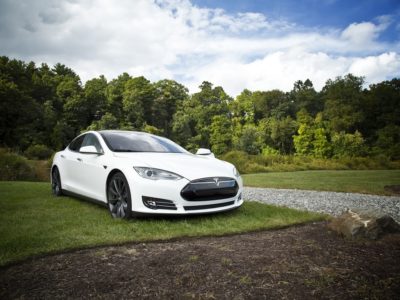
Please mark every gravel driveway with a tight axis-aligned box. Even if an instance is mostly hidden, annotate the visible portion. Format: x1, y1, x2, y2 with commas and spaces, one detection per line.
244, 187, 400, 222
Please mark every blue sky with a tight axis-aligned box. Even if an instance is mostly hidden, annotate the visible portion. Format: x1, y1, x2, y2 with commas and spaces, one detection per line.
0, 0, 399, 96
194, 0, 400, 41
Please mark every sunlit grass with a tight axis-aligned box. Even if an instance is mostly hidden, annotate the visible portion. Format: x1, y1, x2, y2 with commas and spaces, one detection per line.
243, 170, 400, 195
0, 181, 325, 266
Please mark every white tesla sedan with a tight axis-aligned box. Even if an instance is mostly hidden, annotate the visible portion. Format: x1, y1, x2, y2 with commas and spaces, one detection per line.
51, 130, 243, 218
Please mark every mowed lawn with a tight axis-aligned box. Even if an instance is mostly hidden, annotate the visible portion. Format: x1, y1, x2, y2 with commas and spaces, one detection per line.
0, 182, 324, 266
243, 170, 400, 195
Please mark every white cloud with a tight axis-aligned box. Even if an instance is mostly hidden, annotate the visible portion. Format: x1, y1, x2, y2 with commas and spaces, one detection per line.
348, 52, 400, 84
341, 21, 386, 46
0, 0, 398, 96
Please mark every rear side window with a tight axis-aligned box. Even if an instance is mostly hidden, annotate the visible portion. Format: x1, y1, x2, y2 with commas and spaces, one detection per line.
68, 134, 85, 152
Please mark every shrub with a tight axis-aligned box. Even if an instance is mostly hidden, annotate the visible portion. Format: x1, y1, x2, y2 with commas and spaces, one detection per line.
220, 151, 250, 174
220, 150, 400, 174
24, 144, 53, 160
0, 149, 36, 181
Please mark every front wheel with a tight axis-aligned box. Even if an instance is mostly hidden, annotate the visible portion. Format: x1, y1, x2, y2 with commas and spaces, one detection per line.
51, 167, 63, 196
107, 172, 132, 219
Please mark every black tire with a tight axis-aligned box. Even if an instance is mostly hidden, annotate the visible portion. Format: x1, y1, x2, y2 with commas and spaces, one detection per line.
107, 172, 132, 219
51, 167, 63, 196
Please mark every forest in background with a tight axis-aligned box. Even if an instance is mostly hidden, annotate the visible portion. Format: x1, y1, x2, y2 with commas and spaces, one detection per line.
0, 56, 399, 162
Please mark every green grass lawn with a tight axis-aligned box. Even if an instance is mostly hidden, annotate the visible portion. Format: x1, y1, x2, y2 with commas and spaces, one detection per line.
0, 181, 324, 266
243, 170, 400, 195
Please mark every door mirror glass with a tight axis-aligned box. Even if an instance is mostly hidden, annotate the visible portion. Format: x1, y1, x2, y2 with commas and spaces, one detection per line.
80, 145, 102, 155
196, 148, 215, 158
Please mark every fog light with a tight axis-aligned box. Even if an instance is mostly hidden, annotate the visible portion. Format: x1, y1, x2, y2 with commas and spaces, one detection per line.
142, 196, 178, 210
143, 197, 157, 209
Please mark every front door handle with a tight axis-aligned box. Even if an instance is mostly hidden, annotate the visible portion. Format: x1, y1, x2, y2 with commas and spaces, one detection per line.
77, 158, 82, 162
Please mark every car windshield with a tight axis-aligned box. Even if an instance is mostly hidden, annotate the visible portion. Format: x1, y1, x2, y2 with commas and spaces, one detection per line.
100, 131, 188, 153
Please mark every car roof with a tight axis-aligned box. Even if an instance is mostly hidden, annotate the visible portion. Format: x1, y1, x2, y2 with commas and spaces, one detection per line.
98, 130, 150, 135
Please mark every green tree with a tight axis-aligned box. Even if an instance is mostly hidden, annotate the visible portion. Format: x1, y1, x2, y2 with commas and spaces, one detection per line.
172, 81, 231, 150
290, 79, 321, 116
293, 109, 314, 155
322, 74, 365, 133
237, 125, 263, 154
230, 89, 255, 125
152, 79, 188, 138
106, 72, 131, 121
253, 90, 292, 121
374, 125, 400, 159
261, 116, 297, 154
123, 76, 155, 129
331, 131, 366, 157
87, 112, 119, 131
210, 115, 233, 155
84, 75, 108, 123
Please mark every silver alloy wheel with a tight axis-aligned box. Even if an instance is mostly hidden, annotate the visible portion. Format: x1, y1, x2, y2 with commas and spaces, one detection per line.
51, 168, 62, 196
107, 173, 131, 219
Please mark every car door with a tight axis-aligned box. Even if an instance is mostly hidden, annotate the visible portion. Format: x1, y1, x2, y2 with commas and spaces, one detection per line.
76, 133, 108, 202
61, 134, 86, 193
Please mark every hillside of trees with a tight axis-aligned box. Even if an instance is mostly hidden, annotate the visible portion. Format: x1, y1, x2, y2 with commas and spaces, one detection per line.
0, 55, 399, 160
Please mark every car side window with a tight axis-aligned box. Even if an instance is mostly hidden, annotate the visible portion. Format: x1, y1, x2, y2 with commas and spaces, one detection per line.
80, 133, 104, 153
68, 134, 85, 152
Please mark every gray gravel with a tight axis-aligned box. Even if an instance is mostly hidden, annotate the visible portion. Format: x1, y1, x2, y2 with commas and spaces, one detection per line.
243, 187, 400, 223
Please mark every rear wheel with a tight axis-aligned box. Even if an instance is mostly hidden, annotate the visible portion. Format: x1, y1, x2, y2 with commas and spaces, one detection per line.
107, 172, 132, 219
51, 167, 63, 196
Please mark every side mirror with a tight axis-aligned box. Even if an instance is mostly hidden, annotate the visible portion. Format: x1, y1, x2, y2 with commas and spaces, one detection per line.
80, 145, 103, 155
196, 148, 215, 158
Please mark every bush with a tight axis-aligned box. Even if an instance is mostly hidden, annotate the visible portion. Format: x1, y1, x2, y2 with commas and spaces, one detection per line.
220, 151, 250, 174
220, 150, 400, 174
24, 144, 53, 160
0, 149, 36, 181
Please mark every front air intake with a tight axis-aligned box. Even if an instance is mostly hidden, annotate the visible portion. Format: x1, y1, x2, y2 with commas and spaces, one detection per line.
180, 177, 238, 201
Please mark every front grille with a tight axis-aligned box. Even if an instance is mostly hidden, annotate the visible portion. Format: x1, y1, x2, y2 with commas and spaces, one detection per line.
181, 177, 238, 201
142, 196, 177, 210
184, 201, 235, 211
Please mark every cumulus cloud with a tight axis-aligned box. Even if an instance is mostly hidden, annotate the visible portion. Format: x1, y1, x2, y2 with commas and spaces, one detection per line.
0, 0, 398, 96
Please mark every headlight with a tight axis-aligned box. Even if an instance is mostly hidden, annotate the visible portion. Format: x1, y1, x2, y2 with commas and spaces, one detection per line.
134, 167, 183, 180
233, 166, 240, 177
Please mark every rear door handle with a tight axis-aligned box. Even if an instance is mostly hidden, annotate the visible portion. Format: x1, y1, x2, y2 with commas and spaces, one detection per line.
77, 158, 82, 162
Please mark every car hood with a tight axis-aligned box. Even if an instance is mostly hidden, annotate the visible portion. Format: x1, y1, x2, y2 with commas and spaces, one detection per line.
112, 152, 235, 181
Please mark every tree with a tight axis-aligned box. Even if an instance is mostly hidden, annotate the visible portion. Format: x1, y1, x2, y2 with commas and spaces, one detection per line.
261, 116, 297, 154
172, 81, 231, 150
87, 112, 119, 131
290, 79, 321, 116
106, 72, 131, 121
230, 89, 255, 125
374, 125, 400, 159
237, 125, 263, 155
122, 76, 155, 129
293, 110, 332, 157
210, 115, 233, 155
84, 75, 108, 122
253, 90, 292, 121
322, 74, 365, 133
331, 131, 366, 158
152, 79, 188, 138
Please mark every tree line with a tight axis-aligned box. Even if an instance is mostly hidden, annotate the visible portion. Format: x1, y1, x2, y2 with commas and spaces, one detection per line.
0, 56, 399, 159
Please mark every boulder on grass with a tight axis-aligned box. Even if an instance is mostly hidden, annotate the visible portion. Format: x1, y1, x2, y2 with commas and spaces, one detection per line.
328, 210, 400, 240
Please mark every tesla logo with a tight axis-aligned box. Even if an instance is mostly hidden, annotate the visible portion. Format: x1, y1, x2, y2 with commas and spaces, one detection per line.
213, 178, 220, 186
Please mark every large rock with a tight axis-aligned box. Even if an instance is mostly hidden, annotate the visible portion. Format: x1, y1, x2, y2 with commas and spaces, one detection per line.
328, 209, 400, 240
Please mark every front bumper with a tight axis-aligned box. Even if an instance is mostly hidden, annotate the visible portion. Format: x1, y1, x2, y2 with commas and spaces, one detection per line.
127, 174, 244, 215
